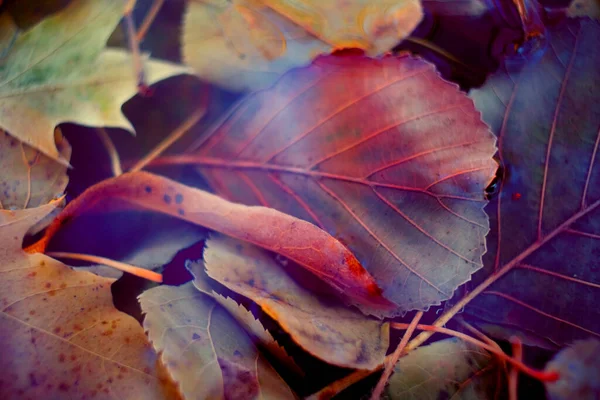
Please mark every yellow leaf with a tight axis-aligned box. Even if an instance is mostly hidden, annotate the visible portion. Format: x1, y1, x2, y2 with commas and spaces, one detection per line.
0, 128, 70, 210
0, 202, 177, 399
183, 0, 423, 91
183, 0, 330, 91
0, 0, 191, 164
262, 0, 423, 54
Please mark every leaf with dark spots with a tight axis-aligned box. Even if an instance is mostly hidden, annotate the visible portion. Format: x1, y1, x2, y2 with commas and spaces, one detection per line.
0, 202, 176, 399
37, 171, 394, 313
465, 18, 600, 345
196, 235, 389, 369
139, 282, 294, 400
0, 128, 70, 210
175, 53, 497, 316
385, 338, 505, 399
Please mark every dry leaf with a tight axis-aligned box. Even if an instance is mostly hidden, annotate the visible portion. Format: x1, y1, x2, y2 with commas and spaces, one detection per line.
198, 236, 389, 369
139, 282, 295, 400
183, 0, 331, 91
182, 0, 422, 91
37, 171, 394, 312
0, 128, 70, 210
0, 0, 191, 164
0, 202, 175, 399
183, 53, 497, 316
262, 0, 423, 54
386, 338, 505, 399
189, 265, 303, 376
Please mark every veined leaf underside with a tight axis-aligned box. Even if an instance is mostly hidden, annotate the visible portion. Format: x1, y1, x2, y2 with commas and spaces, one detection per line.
183, 54, 498, 315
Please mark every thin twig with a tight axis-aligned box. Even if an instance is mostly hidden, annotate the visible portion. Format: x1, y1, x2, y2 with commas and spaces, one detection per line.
136, 0, 165, 42
129, 106, 206, 173
457, 317, 509, 379
307, 321, 559, 400
96, 128, 123, 176
391, 323, 558, 383
47, 251, 163, 282
509, 337, 523, 400
123, 0, 147, 93
371, 312, 423, 399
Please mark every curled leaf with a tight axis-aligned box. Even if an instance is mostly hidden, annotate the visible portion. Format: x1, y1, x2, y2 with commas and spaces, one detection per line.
36, 171, 394, 312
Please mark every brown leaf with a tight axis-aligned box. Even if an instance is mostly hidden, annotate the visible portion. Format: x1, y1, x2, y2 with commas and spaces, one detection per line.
139, 282, 295, 400
0, 202, 175, 399
35, 171, 395, 313
196, 235, 389, 369
0, 129, 70, 210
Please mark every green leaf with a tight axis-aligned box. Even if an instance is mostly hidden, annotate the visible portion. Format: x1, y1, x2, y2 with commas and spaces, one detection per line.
0, 0, 191, 164
385, 338, 505, 400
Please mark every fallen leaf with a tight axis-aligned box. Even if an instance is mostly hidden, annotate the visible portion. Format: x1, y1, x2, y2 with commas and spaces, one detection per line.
35, 171, 394, 312
544, 339, 600, 400
261, 0, 423, 54
0, 128, 70, 210
568, 0, 600, 20
47, 206, 207, 280
139, 282, 295, 400
183, 0, 331, 91
385, 338, 505, 399
211, 292, 304, 377
178, 53, 497, 316
0, 0, 192, 164
197, 236, 389, 369
188, 264, 303, 376
0, 202, 175, 399
466, 18, 600, 344
182, 0, 422, 91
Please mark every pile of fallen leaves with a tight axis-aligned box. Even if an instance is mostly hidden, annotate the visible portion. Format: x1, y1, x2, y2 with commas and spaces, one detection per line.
1, 0, 599, 399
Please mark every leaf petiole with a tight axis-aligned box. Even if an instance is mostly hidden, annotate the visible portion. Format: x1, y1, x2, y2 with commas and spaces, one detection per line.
46, 251, 163, 282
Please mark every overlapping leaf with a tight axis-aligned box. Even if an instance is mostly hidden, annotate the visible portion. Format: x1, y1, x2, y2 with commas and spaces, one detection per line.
0, 128, 70, 209
0, 0, 191, 164
261, 0, 423, 54
139, 282, 295, 400
180, 53, 497, 316
35, 171, 392, 310
182, 0, 422, 91
385, 338, 505, 399
199, 236, 389, 369
0, 202, 175, 399
466, 18, 600, 345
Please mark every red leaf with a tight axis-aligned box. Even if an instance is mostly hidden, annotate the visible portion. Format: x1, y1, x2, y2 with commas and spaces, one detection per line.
466, 18, 600, 344
172, 53, 497, 316
36, 171, 394, 313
